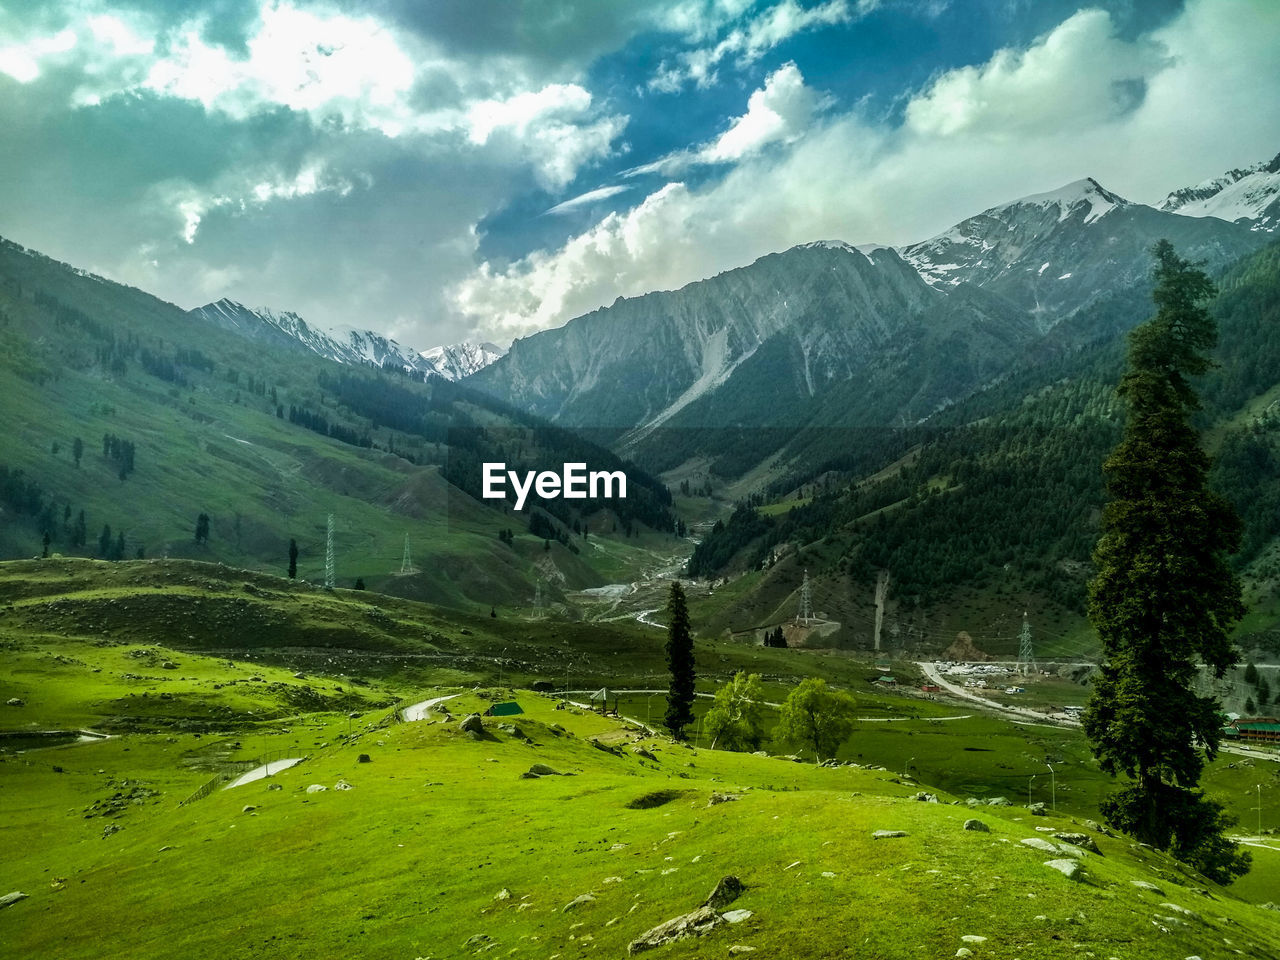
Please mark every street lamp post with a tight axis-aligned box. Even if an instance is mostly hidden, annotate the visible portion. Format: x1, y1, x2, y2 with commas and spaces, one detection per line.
1028, 774, 1036, 806
497, 647, 508, 688
1045, 762, 1056, 811
904, 757, 915, 779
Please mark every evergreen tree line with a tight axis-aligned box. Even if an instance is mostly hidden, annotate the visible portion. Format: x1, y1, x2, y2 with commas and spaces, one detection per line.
287, 404, 373, 449
0, 463, 135, 558
102, 433, 136, 479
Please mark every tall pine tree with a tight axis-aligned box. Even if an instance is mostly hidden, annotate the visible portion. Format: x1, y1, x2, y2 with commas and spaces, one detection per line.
288, 539, 298, 579
664, 581, 695, 740
1083, 240, 1250, 883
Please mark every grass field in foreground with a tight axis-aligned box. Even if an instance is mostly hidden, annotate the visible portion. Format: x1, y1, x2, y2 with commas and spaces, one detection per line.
5, 689, 1280, 960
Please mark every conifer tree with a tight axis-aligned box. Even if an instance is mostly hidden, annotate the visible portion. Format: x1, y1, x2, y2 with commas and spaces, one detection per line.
664, 581, 696, 740
1083, 240, 1249, 883
288, 539, 298, 579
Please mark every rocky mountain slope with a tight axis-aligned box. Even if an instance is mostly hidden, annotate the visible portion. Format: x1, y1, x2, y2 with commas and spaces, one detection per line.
1159, 151, 1280, 231
188, 298, 503, 381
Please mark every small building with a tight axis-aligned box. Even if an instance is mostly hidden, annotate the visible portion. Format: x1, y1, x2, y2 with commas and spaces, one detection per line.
1230, 717, 1280, 743
920, 684, 941, 693
872, 675, 898, 688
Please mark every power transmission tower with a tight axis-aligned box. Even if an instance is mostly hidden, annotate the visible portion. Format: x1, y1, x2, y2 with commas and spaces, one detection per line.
400, 532, 415, 574
873, 570, 890, 652
1017, 611, 1036, 676
324, 514, 335, 589
533, 579, 546, 619
796, 569, 814, 626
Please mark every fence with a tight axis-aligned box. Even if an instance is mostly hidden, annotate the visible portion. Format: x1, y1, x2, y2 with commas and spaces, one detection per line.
178, 773, 227, 806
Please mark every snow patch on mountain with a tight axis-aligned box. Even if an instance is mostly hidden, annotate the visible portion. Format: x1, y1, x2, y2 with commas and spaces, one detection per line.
1159, 152, 1280, 231
189, 299, 504, 380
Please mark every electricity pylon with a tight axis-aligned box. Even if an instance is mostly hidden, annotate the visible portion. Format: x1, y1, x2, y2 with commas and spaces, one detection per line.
797, 570, 814, 625
873, 570, 890, 652
400, 533, 415, 574
324, 514, 335, 589
1017, 611, 1036, 676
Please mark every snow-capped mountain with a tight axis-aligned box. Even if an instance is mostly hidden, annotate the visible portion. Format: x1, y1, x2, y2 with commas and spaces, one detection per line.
1159, 152, 1280, 231
899, 176, 1257, 327
188, 299, 503, 380
471, 170, 1267, 465
419, 341, 506, 381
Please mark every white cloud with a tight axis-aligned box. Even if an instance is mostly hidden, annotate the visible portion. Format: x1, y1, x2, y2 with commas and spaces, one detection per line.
651, 0, 852, 91
3, 1, 627, 198
545, 184, 633, 215
704, 61, 820, 160
904, 8, 1166, 138
453, 0, 1280, 342
629, 61, 822, 177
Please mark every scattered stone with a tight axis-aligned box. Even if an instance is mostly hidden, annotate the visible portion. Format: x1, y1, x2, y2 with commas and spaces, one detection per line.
494, 888, 512, 901
563, 893, 596, 912
911, 791, 938, 803
632, 746, 657, 761
1053, 833, 1099, 853
334, 780, 353, 791
102, 823, 120, 838
267, 783, 283, 791
955, 949, 973, 958
1043, 859, 1084, 881
159, 846, 173, 852
0, 892, 28, 909
728, 946, 756, 955
1084, 819, 1113, 836
963, 819, 990, 832
357, 754, 371, 763
960, 935, 987, 943
708, 793, 741, 806
306, 784, 327, 793
628, 906, 723, 955
1259, 902, 1279, 911
1160, 902, 1201, 921
1020, 837, 1059, 853
161, 661, 177, 669
1130, 880, 1164, 895
5, 698, 24, 706
1027, 802, 1047, 816
522, 763, 563, 779
872, 830, 907, 839
722, 910, 753, 924
821, 872, 836, 879
463, 933, 492, 947
460, 714, 485, 734
242, 805, 257, 813
703, 876, 745, 910
986, 797, 1011, 807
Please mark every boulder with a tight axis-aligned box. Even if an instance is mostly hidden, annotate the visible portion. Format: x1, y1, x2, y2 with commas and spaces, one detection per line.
963, 819, 990, 832
460, 714, 485, 734
5, 698, 24, 707
241, 805, 257, 813
708, 793, 741, 807
986, 797, 1011, 807
357, 754, 371, 763
872, 830, 907, 839
523, 763, 563, 778
1020, 837, 1059, 853
911, 791, 939, 803
722, 910, 752, 924
1130, 880, 1164, 895
1052, 832, 1099, 853
1027, 802, 1047, 816
0, 892, 28, 909
333, 780, 353, 791
563, 893, 596, 912
703, 876, 745, 910
306, 784, 327, 793
1043, 858, 1084, 881
628, 906, 724, 955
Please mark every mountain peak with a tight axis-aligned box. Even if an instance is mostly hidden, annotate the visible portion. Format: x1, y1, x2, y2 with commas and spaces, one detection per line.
1000, 177, 1130, 224
1158, 150, 1280, 230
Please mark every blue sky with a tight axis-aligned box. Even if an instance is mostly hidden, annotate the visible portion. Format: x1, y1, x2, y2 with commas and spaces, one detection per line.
0, 0, 1276, 347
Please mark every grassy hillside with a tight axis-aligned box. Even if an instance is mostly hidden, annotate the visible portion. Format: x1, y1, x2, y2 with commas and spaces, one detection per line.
0, 237, 678, 612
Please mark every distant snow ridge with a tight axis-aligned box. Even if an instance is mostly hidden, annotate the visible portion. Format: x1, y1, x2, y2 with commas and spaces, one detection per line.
188, 299, 505, 380
899, 178, 1131, 289
1159, 152, 1280, 231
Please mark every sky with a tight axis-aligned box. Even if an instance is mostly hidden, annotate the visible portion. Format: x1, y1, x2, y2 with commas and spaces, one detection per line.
0, 0, 1277, 350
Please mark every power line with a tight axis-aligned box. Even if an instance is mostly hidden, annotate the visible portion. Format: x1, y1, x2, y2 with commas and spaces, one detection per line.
324, 513, 335, 589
